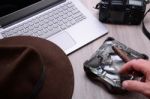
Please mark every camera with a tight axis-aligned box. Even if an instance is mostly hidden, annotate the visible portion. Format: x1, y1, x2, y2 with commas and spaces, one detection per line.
84, 37, 148, 93
98, 0, 147, 24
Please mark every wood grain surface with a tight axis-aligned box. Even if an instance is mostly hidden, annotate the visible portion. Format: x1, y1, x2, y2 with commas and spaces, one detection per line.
69, 0, 150, 99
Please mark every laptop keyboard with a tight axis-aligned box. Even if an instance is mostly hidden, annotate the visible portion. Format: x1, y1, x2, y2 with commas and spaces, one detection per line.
1, 1, 86, 38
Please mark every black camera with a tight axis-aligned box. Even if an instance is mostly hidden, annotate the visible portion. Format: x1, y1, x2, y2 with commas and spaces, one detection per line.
98, 0, 147, 24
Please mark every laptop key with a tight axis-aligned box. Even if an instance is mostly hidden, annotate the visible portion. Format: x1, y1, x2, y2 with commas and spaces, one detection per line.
60, 24, 67, 30
41, 31, 54, 39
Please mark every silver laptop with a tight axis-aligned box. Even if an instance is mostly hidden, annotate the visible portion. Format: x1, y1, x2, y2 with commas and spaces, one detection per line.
0, 0, 108, 55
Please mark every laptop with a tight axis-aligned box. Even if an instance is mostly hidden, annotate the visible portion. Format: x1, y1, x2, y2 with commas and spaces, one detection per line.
0, 0, 108, 55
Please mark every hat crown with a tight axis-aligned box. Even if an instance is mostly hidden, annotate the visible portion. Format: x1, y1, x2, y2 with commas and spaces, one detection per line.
0, 36, 74, 99
0, 46, 44, 99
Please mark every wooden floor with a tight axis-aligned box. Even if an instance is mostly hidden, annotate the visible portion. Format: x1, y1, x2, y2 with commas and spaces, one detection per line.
69, 0, 150, 99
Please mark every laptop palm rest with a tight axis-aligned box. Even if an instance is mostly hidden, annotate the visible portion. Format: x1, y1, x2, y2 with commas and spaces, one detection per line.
48, 31, 76, 50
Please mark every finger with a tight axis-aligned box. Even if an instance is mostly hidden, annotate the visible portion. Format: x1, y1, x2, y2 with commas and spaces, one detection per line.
119, 59, 150, 74
122, 80, 148, 94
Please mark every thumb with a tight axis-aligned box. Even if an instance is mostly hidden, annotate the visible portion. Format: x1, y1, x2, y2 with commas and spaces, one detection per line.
122, 80, 147, 94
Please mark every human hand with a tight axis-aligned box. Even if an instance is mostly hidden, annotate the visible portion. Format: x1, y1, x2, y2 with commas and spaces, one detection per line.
120, 59, 150, 97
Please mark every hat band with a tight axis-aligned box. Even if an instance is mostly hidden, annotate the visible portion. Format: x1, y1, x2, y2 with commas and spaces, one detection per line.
28, 57, 45, 99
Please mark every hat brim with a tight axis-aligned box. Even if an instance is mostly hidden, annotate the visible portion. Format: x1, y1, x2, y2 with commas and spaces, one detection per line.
0, 36, 74, 99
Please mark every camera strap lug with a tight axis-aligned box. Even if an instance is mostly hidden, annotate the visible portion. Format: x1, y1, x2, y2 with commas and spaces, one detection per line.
95, 3, 101, 9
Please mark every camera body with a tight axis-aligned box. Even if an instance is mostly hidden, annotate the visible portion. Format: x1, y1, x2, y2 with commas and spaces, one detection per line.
99, 0, 146, 24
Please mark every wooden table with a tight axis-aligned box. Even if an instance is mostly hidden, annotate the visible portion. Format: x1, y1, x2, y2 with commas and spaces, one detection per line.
69, 0, 150, 99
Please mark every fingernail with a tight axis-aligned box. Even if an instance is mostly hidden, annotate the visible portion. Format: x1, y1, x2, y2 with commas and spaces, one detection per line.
122, 81, 128, 89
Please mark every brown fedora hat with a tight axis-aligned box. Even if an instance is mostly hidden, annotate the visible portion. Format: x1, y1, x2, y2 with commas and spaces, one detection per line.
0, 36, 74, 99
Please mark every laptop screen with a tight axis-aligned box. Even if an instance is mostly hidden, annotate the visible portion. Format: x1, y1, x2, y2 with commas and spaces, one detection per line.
0, 0, 65, 27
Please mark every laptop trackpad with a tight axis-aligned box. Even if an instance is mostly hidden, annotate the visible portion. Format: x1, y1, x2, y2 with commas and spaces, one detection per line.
48, 31, 76, 50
